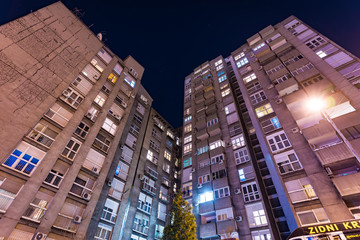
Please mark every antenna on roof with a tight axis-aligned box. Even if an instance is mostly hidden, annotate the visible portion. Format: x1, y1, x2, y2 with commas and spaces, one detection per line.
72, 7, 85, 19
97, 33, 103, 41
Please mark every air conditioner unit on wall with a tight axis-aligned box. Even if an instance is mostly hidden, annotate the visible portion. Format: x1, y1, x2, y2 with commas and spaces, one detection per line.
291, 127, 299, 134
73, 215, 82, 223
276, 98, 283, 104
82, 192, 91, 200
92, 167, 100, 174
32, 232, 47, 240
234, 188, 241, 194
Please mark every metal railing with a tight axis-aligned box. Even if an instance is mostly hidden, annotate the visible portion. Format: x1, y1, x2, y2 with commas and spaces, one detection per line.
0, 190, 15, 212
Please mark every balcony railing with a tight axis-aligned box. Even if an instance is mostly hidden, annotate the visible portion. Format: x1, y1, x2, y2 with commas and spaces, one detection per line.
53, 213, 80, 233
145, 167, 158, 180
0, 190, 15, 213
22, 202, 48, 222
28, 129, 55, 147
133, 223, 149, 235
142, 182, 156, 196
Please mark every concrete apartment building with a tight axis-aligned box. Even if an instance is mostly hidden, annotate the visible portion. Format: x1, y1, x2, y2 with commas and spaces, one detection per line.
181, 16, 360, 240
0, 2, 180, 240
86, 95, 181, 240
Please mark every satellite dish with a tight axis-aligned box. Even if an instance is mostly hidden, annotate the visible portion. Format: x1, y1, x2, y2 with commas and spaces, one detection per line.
97, 33, 103, 41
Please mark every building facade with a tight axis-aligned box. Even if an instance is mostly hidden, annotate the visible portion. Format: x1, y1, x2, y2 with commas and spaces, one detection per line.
86, 94, 181, 240
181, 16, 360, 240
0, 2, 180, 240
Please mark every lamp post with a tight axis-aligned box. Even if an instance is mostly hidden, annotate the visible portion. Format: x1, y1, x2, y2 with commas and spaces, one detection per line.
306, 97, 360, 164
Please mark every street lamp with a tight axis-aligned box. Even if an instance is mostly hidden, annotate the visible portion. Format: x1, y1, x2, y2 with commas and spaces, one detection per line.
305, 97, 360, 164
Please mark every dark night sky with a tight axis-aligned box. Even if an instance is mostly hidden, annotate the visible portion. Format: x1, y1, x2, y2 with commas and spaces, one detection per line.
1, 0, 360, 127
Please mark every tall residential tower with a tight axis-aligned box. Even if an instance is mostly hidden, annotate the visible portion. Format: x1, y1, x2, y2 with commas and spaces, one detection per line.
182, 16, 360, 240
0, 2, 179, 240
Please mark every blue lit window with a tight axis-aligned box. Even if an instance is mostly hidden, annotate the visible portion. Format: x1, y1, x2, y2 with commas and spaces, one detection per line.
183, 157, 192, 168
184, 116, 192, 123
271, 117, 281, 129
203, 73, 212, 80
197, 146, 209, 155
218, 75, 227, 83
217, 71, 225, 77
124, 77, 136, 88
239, 169, 245, 182
4, 142, 45, 175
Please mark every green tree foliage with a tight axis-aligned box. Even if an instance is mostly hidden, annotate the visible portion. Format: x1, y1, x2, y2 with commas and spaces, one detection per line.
162, 193, 197, 240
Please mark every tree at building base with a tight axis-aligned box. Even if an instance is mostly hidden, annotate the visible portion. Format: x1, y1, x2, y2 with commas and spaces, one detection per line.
161, 193, 197, 240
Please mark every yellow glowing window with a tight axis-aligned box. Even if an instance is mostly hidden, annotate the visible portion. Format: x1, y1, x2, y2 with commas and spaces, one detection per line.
107, 73, 118, 84
303, 184, 316, 198
255, 103, 274, 118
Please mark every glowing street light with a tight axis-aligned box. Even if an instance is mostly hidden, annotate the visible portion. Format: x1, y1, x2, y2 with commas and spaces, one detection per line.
305, 97, 360, 163
305, 97, 327, 113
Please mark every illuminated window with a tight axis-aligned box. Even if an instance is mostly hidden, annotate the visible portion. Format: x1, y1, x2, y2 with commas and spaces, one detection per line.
216, 64, 224, 71
94, 92, 107, 107
146, 150, 153, 161
218, 75, 227, 83
184, 135, 192, 144
198, 174, 210, 184
252, 229, 272, 240
124, 76, 136, 88
183, 157, 192, 168
221, 88, 230, 97
236, 57, 249, 68
183, 143, 192, 155
243, 73, 257, 83
4, 141, 46, 175
182, 182, 192, 197
197, 146, 209, 155
234, 52, 245, 61
209, 140, 224, 150
184, 107, 191, 115
261, 116, 281, 134
184, 124, 192, 133
107, 73, 117, 84
231, 135, 245, 149
102, 118, 117, 135
245, 202, 268, 227
199, 191, 214, 203
184, 116, 192, 123
255, 103, 274, 118
224, 103, 236, 115
215, 59, 223, 66
253, 42, 265, 51
164, 150, 171, 161
91, 57, 106, 72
